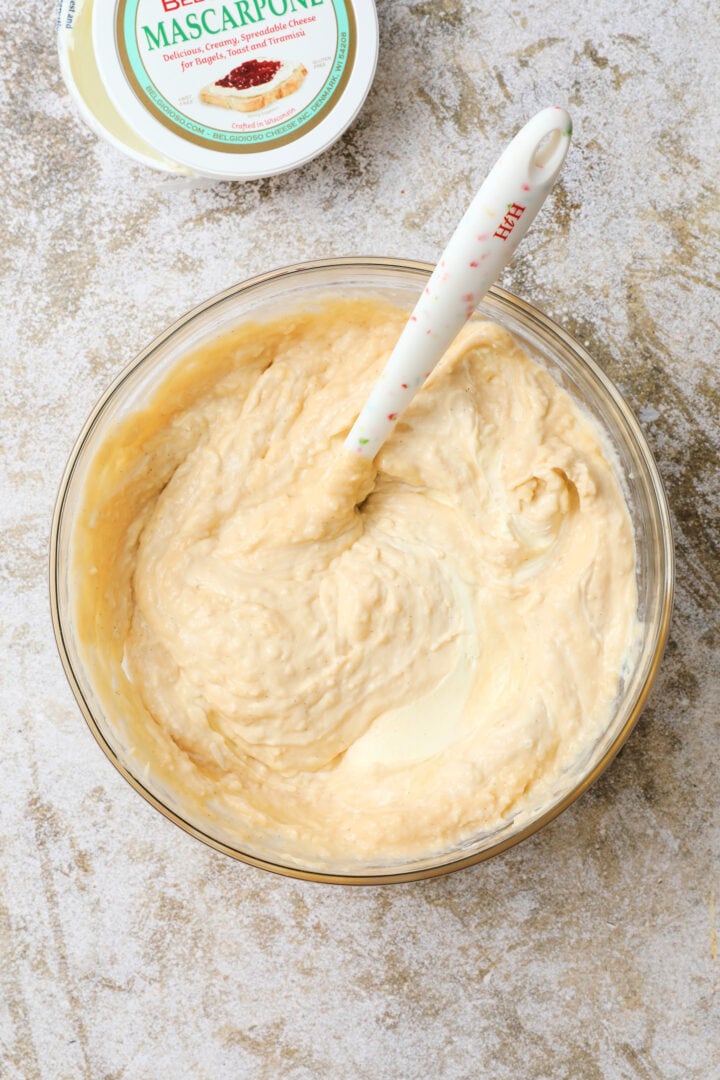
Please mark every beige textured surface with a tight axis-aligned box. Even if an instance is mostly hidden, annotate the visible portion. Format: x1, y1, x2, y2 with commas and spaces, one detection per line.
1, 1, 719, 1077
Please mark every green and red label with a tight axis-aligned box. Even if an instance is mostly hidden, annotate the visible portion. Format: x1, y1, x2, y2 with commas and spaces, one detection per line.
118, 0, 355, 151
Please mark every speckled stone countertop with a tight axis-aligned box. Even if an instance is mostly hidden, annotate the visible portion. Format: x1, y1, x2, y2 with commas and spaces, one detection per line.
2, 2, 719, 1077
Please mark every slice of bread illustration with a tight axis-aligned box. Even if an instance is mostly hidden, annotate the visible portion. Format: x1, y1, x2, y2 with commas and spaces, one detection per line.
200, 60, 308, 113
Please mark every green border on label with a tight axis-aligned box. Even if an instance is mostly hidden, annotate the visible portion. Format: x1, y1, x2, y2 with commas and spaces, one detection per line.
117, 0, 356, 153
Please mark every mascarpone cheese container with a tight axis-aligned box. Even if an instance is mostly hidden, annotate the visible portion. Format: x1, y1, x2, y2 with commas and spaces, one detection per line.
57, 0, 379, 178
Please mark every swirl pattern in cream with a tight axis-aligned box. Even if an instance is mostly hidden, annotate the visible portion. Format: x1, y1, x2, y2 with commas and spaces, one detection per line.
79, 300, 638, 862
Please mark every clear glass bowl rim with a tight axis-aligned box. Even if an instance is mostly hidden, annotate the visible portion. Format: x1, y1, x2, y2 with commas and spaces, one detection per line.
49, 256, 675, 885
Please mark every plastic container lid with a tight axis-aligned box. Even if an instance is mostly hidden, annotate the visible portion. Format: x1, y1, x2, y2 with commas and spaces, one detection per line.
58, 0, 379, 179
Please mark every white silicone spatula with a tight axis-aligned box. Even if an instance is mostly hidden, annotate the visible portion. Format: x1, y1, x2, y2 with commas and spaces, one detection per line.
344, 107, 572, 459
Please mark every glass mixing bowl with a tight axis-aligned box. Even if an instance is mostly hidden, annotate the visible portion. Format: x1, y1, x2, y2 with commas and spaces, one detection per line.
50, 258, 674, 883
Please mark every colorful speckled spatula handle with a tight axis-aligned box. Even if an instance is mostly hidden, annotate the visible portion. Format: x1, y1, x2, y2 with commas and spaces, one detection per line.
345, 107, 572, 458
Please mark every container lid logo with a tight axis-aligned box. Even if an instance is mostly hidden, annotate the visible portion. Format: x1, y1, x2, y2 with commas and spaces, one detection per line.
116, 0, 357, 153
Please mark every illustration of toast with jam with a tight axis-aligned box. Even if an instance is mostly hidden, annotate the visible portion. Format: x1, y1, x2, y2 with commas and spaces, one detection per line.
200, 59, 308, 112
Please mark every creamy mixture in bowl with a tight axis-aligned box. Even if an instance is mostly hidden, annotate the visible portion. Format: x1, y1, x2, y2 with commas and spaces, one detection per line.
52, 261, 672, 881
